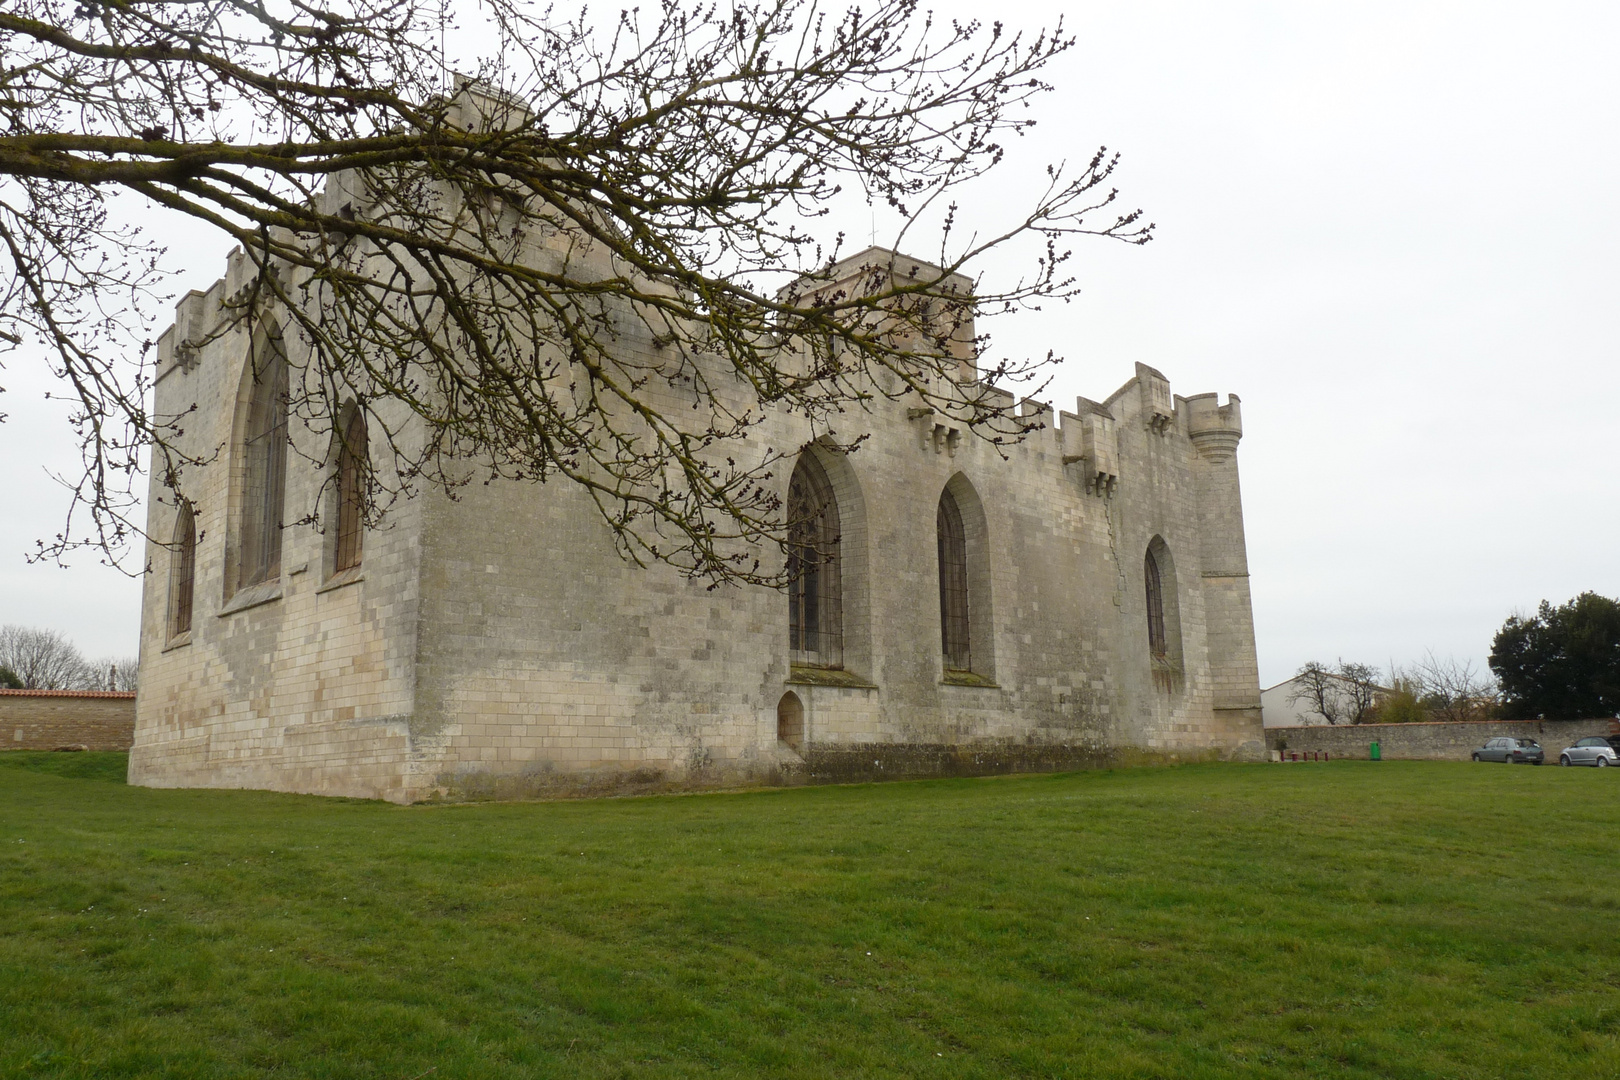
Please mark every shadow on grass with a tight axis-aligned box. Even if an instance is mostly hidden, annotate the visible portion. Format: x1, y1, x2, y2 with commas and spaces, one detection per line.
0, 751, 127, 784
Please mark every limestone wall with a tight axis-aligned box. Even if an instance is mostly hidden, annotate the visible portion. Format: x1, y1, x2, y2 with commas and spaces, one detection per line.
403, 343, 1265, 800
128, 257, 424, 802
1, 690, 137, 752
130, 239, 1265, 802
1266, 719, 1619, 761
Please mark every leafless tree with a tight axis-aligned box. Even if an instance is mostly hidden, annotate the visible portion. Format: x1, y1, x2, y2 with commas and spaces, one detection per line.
1337, 661, 1383, 725
0, 624, 91, 690
0, 0, 1152, 584
1402, 652, 1499, 724
1288, 659, 1385, 725
1289, 661, 1347, 726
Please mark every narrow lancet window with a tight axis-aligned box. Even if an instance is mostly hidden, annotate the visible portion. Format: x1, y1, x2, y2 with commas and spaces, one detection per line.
238, 335, 289, 591
787, 454, 842, 666
1145, 547, 1167, 660
937, 488, 970, 671
334, 410, 367, 573
168, 501, 196, 638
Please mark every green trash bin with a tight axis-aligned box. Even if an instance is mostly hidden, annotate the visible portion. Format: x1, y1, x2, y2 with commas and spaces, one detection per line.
1370, 741, 1381, 761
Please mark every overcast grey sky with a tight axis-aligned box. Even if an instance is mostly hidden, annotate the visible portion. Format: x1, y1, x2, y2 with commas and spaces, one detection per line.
2, 1, 1616, 687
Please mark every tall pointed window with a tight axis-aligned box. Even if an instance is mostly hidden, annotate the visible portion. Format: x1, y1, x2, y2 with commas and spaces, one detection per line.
238, 334, 289, 592
168, 501, 196, 638
937, 488, 970, 672
787, 453, 842, 667
1145, 546, 1167, 660
334, 410, 367, 573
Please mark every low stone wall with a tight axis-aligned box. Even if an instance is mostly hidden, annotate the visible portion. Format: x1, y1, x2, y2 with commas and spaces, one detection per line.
1265, 718, 1618, 761
1, 690, 138, 752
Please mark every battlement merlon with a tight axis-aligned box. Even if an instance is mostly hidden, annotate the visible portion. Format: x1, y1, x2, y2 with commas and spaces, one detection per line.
447, 77, 531, 133
1101, 362, 1176, 434
1047, 396, 1114, 496
1182, 392, 1243, 461
781, 246, 978, 383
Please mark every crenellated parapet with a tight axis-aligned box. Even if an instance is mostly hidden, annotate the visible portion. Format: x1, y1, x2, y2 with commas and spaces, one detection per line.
154, 246, 265, 382
1002, 362, 1246, 502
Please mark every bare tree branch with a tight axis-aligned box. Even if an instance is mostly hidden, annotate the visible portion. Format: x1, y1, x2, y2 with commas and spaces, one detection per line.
0, 624, 90, 689
1289, 661, 1346, 726
1400, 652, 1499, 724
0, 0, 1153, 583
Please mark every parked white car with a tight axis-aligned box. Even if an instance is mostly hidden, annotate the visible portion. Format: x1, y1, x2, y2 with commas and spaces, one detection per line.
1558, 736, 1620, 767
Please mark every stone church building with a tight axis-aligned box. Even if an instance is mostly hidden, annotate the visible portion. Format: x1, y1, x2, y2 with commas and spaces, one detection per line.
131, 243, 1265, 802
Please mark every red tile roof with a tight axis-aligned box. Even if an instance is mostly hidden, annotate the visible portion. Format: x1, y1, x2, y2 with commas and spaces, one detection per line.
0, 689, 137, 699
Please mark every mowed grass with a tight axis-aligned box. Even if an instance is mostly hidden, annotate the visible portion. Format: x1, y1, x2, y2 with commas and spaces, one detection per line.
1, 755, 1617, 1080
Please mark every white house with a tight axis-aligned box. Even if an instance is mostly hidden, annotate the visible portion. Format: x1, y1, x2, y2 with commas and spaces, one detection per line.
1261, 672, 1390, 728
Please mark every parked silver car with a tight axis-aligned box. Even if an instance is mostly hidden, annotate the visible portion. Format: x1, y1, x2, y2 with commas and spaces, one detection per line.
1558, 736, 1620, 768
1472, 737, 1545, 764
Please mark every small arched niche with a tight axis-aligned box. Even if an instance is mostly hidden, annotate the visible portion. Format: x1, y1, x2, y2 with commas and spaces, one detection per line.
776, 691, 805, 753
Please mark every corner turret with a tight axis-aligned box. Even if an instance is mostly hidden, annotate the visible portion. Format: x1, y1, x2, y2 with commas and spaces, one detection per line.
1181, 391, 1260, 728
1184, 392, 1242, 462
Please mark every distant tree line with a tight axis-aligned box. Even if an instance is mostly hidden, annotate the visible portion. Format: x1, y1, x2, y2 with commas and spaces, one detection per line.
0, 626, 137, 692
1288, 591, 1620, 725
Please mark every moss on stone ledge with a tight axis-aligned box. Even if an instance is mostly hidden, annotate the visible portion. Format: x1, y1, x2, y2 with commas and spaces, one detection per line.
786, 665, 877, 689
941, 670, 998, 688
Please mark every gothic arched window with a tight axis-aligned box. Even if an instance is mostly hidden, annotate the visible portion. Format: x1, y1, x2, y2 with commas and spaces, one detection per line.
237, 333, 289, 592
937, 488, 970, 672
787, 453, 842, 667
1145, 545, 1167, 660
168, 500, 196, 638
334, 409, 367, 573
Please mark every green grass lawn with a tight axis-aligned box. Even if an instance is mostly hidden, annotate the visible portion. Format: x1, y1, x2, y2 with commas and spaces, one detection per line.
1, 754, 1617, 1079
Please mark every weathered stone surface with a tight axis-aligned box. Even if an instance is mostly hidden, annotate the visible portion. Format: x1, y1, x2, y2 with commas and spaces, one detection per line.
131, 244, 1265, 802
